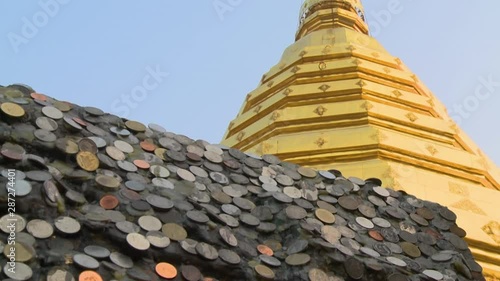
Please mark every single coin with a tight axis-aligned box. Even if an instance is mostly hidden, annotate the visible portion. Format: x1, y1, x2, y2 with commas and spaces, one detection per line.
180, 238, 198, 255
31, 92, 47, 100
162, 223, 187, 241
133, 159, 150, 169
372, 217, 391, 228
315, 209, 335, 224
187, 210, 210, 224
73, 253, 100, 269
11, 179, 32, 196
42, 106, 63, 119
3, 262, 32, 280
322, 225, 341, 244
79, 271, 103, 281
257, 244, 274, 256
34, 129, 57, 142
195, 242, 219, 260
3, 241, 35, 262
115, 221, 140, 234
286, 205, 307, 220
260, 254, 281, 267
285, 253, 311, 266
338, 195, 360, 210
373, 186, 390, 197
345, 257, 364, 280
368, 230, 384, 241
125, 120, 146, 132
127, 233, 150, 250
386, 256, 407, 267
146, 194, 174, 210
138, 215, 162, 232
110, 252, 134, 269
95, 175, 120, 189
356, 217, 374, 229
401, 241, 421, 258
1, 102, 25, 117
297, 166, 317, 178
78, 138, 98, 154
84, 245, 111, 259
76, 151, 99, 172
26, 219, 53, 239
156, 262, 177, 279
219, 248, 241, 265
54, 216, 80, 234
423, 270, 444, 280
360, 247, 380, 258
100, 195, 119, 210
182, 265, 202, 281
255, 264, 275, 279
219, 227, 238, 247
140, 140, 157, 152
147, 231, 171, 248
36, 116, 58, 131
150, 165, 170, 177
0, 214, 27, 233
106, 146, 126, 161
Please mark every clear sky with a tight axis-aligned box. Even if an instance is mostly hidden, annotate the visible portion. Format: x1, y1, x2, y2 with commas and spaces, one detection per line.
1, 1, 500, 165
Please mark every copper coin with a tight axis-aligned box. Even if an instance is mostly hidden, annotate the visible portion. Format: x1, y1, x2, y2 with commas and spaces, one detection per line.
100, 195, 119, 209
140, 141, 156, 152
368, 230, 384, 241
156, 262, 177, 279
31, 92, 47, 100
79, 270, 103, 281
257, 244, 274, 256
133, 159, 151, 169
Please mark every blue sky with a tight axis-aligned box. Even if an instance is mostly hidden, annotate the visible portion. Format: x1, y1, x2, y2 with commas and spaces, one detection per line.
1, 0, 500, 165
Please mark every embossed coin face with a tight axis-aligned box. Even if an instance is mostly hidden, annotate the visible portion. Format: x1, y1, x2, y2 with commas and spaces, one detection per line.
126, 233, 150, 251
26, 219, 53, 239
76, 151, 99, 172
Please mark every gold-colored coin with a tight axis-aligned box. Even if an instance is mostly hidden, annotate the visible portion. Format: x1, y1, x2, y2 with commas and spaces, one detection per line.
255, 264, 275, 279
315, 208, 335, 224
125, 120, 146, 132
162, 223, 187, 241
1, 102, 25, 117
76, 151, 99, 172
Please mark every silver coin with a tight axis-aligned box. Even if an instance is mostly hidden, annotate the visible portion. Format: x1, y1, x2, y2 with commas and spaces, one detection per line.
110, 251, 134, 269
3, 262, 32, 280
146, 231, 171, 248
84, 245, 111, 259
73, 253, 99, 269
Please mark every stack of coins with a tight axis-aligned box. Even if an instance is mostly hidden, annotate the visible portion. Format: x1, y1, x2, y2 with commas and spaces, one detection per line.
0, 85, 486, 281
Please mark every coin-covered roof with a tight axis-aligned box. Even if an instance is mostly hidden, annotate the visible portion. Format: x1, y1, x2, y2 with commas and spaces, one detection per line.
0, 84, 486, 280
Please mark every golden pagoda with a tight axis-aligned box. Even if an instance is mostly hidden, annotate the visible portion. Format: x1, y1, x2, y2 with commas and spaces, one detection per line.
221, 0, 500, 278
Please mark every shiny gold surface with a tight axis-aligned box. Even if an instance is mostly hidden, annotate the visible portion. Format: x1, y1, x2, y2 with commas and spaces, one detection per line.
222, 1, 500, 278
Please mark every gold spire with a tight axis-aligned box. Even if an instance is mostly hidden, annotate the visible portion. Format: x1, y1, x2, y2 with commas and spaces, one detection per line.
297, 0, 368, 40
